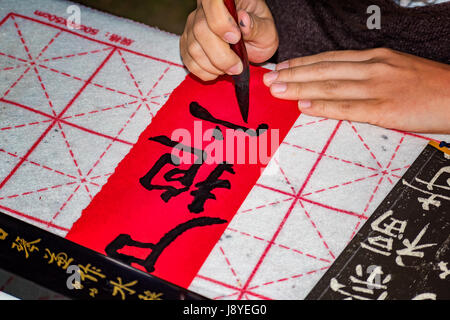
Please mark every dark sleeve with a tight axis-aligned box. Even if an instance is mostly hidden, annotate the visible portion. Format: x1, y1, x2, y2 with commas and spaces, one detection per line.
265, 0, 450, 64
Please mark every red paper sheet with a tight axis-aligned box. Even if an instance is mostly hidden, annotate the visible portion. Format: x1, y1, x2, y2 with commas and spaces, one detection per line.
66, 66, 300, 288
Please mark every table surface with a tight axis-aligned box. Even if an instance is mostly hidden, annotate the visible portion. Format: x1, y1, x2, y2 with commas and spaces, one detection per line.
0, 0, 448, 300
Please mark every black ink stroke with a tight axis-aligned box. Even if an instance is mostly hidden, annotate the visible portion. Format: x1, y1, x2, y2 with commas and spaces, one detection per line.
105, 217, 227, 273
189, 101, 268, 136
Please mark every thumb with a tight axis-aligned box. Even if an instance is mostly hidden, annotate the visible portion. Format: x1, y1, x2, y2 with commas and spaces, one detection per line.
237, 10, 278, 62
238, 10, 278, 47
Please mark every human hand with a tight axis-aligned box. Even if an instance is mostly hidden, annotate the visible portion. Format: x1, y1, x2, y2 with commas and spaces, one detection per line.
263, 48, 450, 134
180, 0, 278, 81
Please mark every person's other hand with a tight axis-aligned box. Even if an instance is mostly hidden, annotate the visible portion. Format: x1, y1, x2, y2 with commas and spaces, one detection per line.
180, 0, 278, 81
263, 48, 450, 133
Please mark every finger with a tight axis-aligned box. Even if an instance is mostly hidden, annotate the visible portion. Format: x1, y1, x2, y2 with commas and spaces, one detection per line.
181, 46, 218, 81
186, 29, 224, 76
238, 10, 276, 46
238, 10, 278, 63
201, 0, 241, 44
264, 61, 371, 86
276, 49, 380, 70
193, 8, 242, 75
180, 11, 195, 61
269, 80, 371, 100
298, 99, 380, 124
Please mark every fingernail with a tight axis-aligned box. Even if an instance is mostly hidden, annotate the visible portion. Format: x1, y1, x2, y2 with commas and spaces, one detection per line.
299, 100, 312, 108
227, 61, 243, 75
224, 32, 240, 44
263, 71, 279, 85
239, 12, 252, 30
271, 82, 287, 93
276, 61, 289, 70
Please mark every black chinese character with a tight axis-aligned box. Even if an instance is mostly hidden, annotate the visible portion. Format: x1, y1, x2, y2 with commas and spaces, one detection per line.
139, 136, 235, 213
105, 217, 227, 273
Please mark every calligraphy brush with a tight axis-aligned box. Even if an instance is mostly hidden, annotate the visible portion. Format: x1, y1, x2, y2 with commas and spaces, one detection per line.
223, 0, 250, 123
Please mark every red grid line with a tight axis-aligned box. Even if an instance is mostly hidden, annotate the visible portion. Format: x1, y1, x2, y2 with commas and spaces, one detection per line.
37, 63, 140, 100
12, 16, 33, 61
195, 275, 273, 300
248, 265, 330, 290
0, 204, 69, 232
273, 158, 296, 194
0, 12, 13, 28
39, 47, 113, 63
0, 118, 53, 131
142, 67, 172, 115
293, 118, 328, 129
2, 66, 31, 98
149, 93, 171, 100
212, 292, 240, 300
0, 63, 26, 72
0, 51, 28, 63
90, 173, 113, 180
117, 49, 144, 97
238, 197, 294, 214
117, 49, 155, 115
55, 118, 134, 146
34, 66, 56, 115
146, 68, 171, 96
348, 176, 385, 241
84, 103, 143, 177
282, 141, 378, 171
219, 246, 243, 288
391, 165, 410, 172
35, 30, 63, 61
298, 197, 368, 220
255, 183, 297, 197
254, 183, 368, 220
386, 135, 405, 169
0, 118, 56, 190
298, 200, 335, 259
300, 173, 380, 197
47, 184, 82, 227
60, 100, 139, 120
362, 176, 384, 214
0, 148, 77, 180
348, 121, 383, 168
226, 227, 331, 263
392, 129, 439, 143
57, 121, 85, 178
0, 181, 78, 200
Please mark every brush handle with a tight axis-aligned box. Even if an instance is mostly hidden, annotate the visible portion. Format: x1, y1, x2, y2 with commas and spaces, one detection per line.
223, 0, 249, 69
